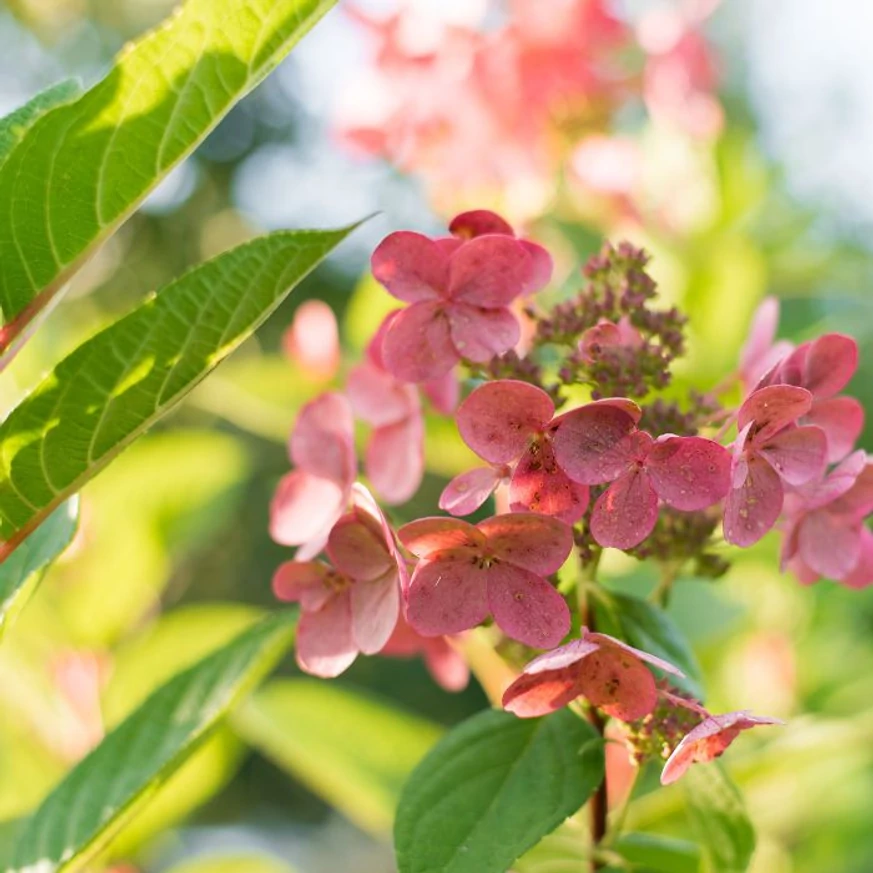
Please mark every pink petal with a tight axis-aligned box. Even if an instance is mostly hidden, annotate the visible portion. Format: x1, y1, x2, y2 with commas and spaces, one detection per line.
272, 560, 334, 612
551, 403, 640, 484
347, 361, 418, 427
283, 300, 340, 380
370, 231, 447, 302
448, 303, 521, 363
792, 449, 867, 510
576, 647, 658, 722
738, 385, 813, 445
842, 527, 873, 589
381, 300, 458, 382
449, 210, 514, 238
522, 637, 601, 674
803, 334, 858, 398
439, 467, 503, 516
296, 594, 357, 678
830, 462, 873, 519
423, 638, 470, 692
350, 575, 401, 655
579, 321, 622, 363
327, 511, 393, 582
457, 379, 554, 464
290, 392, 356, 483
586, 631, 685, 677
806, 396, 865, 463
269, 470, 345, 547
366, 415, 424, 505
501, 667, 583, 718
478, 512, 574, 574
510, 440, 590, 522
422, 369, 459, 414
739, 297, 780, 380
646, 436, 731, 511
519, 240, 554, 296
447, 236, 530, 306
398, 517, 484, 558
723, 454, 784, 547
406, 553, 490, 636
757, 425, 827, 486
797, 511, 862, 580
486, 564, 571, 648
590, 469, 660, 550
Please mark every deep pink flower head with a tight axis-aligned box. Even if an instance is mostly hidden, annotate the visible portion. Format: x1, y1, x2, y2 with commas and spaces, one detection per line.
282, 300, 341, 381
782, 452, 873, 586
371, 229, 545, 382
738, 297, 794, 394
724, 386, 827, 547
273, 486, 405, 678
269, 392, 356, 559
660, 710, 782, 785
380, 614, 469, 692
399, 513, 573, 648
502, 628, 684, 721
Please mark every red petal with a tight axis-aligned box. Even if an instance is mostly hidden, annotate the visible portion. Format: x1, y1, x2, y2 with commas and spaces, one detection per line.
406, 554, 490, 636
576, 647, 658, 722
723, 454, 784, 546
371, 230, 447, 302
502, 667, 582, 718
646, 436, 731, 511
449, 210, 514, 238
590, 469, 660, 549
478, 512, 574, 574
738, 385, 813, 445
510, 440, 590, 522
758, 425, 827, 486
803, 333, 858, 398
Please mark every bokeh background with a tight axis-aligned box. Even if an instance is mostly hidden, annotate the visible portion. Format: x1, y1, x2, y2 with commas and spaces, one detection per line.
1, 1, 873, 871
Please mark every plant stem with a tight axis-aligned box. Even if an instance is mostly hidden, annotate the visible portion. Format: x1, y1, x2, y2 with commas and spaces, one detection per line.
588, 704, 609, 872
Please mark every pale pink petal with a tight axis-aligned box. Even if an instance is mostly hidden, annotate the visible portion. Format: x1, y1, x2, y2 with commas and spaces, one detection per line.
449, 210, 514, 238
406, 554, 490, 636
773, 343, 809, 387
522, 637, 600, 675
723, 455, 784, 547
830, 463, 873, 519
367, 415, 424, 505
381, 300, 457, 382
758, 426, 827, 486
448, 303, 521, 363
792, 449, 867, 511
502, 667, 583, 718
805, 396, 865, 463
365, 310, 400, 370
586, 632, 685, 677
744, 341, 794, 393
447, 236, 530, 306
590, 469, 660, 550
797, 511, 862, 581
739, 297, 780, 380
349, 483, 406, 590
738, 385, 813, 445
272, 560, 334, 612
398, 517, 484, 558
269, 471, 345, 547
350, 575, 401, 654
347, 361, 418, 427
422, 369, 459, 414
439, 467, 503, 516
518, 240, 554, 296
457, 379, 554, 463
283, 300, 340, 380
551, 404, 640, 484
296, 594, 357, 678
510, 441, 590, 523
646, 436, 731, 511
327, 512, 393, 582
842, 527, 873, 589
478, 512, 574, 574
576, 647, 658, 722
486, 564, 570, 648
423, 638, 470, 691
371, 231, 447, 302
294, 531, 330, 562
290, 393, 356, 483
803, 334, 858, 398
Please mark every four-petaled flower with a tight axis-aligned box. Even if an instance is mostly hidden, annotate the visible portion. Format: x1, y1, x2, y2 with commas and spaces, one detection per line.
502, 628, 684, 721
399, 513, 573, 648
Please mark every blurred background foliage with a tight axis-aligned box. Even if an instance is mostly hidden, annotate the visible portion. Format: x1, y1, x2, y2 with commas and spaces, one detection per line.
1, 0, 872, 871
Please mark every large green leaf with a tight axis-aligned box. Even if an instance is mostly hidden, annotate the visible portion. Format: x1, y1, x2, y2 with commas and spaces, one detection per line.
0, 226, 354, 561
612, 833, 700, 873
0, 0, 337, 350
9, 610, 296, 873
0, 497, 77, 636
394, 709, 604, 873
235, 678, 442, 835
683, 763, 755, 873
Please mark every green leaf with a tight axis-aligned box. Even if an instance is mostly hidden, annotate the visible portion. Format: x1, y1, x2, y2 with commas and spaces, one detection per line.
394, 709, 604, 873
0, 80, 81, 168
683, 763, 755, 873
9, 610, 296, 873
0, 0, 338, 349
613, 833, 701, 873
595, 592, 703, 698
235, 678, 442, 836
0, 225, 355, 562
0, 497, 78, 636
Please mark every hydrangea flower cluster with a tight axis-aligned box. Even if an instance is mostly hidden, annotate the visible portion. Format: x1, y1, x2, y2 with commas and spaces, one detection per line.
270, 209, 870, 792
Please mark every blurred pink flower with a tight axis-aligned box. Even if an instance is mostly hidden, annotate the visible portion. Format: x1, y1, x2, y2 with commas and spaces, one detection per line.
660, 710, 782, 785
502, 628, 684, 721
52, 649, 108, 760
282, 299, 341, 381
380, 614, 469, 692
269, 393, 357, 559
737, 297, 794, 395
399, 513, 573, 648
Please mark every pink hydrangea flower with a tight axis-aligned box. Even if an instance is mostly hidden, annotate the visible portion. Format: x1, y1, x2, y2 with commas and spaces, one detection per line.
380, 614, 469, 692
723, 385, 827, 547
660, 710, 782, 785
273, 487, 406, 678
282, 299, 341, 381
441, 379, 639, 522
782, 452, 873, 586
737, 296, 794, 394
269, 393, 356, 559
371, 228, 547, 382
399, 513, 573, 648
502, 628, 684, 721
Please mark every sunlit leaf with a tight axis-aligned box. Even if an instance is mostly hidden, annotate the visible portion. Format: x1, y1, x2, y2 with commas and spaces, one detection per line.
9, 610, 296, 873
613, 832, 700, 873
235, 678, 442, 836
164, 855, 297, 873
